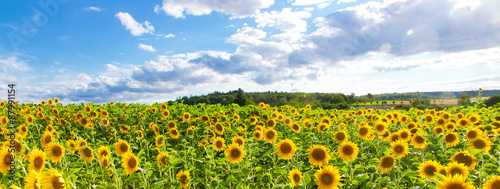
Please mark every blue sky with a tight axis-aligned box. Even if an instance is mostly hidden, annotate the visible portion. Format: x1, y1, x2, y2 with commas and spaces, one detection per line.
1, 0, 500, 104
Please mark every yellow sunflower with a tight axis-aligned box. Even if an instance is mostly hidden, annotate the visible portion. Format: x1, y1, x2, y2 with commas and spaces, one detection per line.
41, 169, 66, 189
308, 145, 330, 167
155, 135, 165, 147
122, 152, 139, 175
446, 162, 469, 178
467, 114, 480, 124
29, 149, 46, 173
289, 169, 302, 187
389, 133, 400, 143
470, 138, 491, 153
433, 126, 445, 135
314, 165, 342, 189
437, 174, 474, 189
213, 137, 225, 152
390, 140, 409, 158
157, 152, 169, 167
0, 149, 14, 174
333, 131, 348, 144
76, 138, 87, 149
267, 119, 277, 128
378, 155, 395, 174
25, 170, 41, 189
483, 176, 500, 189
444, 132, 460, 147
374, 122, 388, 134
45, 143, 64, 163
337, 141, 359, 162
263, 128, 278, 143
466, 128, 482, 141
276, 139, 296, 159
225, 143, 246, 164
41, 131, 53, 148
214, 122, 224, 135
358, 125, 373, 140
418, 160, 441, 179
398, 128, 411, 142
291, 123, 301, 133
79, 146, 94, 163
169, 128, 180, 139
65, 140, 76, 154
99, 156, 110, 168
231, 135, 245, 146
253, 130, 263, 141
450, 151, 477, 170
411, 134, 428, 149
177, 170, 190, 188
114, 139, 130, 157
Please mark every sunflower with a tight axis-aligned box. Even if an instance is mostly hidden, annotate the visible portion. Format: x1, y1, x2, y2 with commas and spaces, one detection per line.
155, 135, 165, 147
317, 123, 329, 133
79, 146, 93, 163
444, 132, 460, 147
436, 118, 446, 127
76, 138, 87, 149
276, 139, 296, 159
378, 155, 395, 174
358, 125, 373, 140
424, 114, 434, 124
337, 141, 359, 162
18, 124, 28, 138
389, 133, 400, 143
411, 134, 428, 149
468, 114, 480, 124
225, 143, 246, 164
308, 145, 330, 167
437, 174, 475, 189
122, 152, 139, 175
157, 152, 169, 167
390, 140, 409, 158
450, 151, 477, 170
177, 170, 190, 188
291, 123, 301, 133
374, 122, 388, 134
99, 155, 110, 168
253, 131, 263, 141
263, 128, 278, 143
45, 143, 64, 163
199, 139, 208, 149
446, 162, 469, 178
314, 165, 342, 189
167, 121, 176, 129
213, 137, 225, 152
483, 176, 500, 189
0, 149, 14, 174
29, 149, 46, 173
470, 138, 491, 153
445, 122, 456, 132
433, 126, 445, 135
418, 160, 441, 179
214, 123, 224, 135
169, 128, 180, 139
230, 135, 244, 146
97, 146, 110, 159
114, 139, 130, 157
283, 117, 293, 126
65, 140, 76, 154
26, 115, 34, 125
289, 169, 302, 187
41, 169, 66, 189
182, 112, 191, 122
267, 119, 277, 128
465, 128, 482, 141
25, 170, 41, 189
332, 131, 348, 144
41, 131, 53, 148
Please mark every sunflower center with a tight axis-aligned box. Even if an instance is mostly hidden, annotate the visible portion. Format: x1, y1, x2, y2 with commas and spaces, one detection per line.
22, 127, 27, 132
336, 133, 345, 141
34, 157, 43, 169
128, 157, 137, 168
455, 154, 472, 166
293, 124, 299, 131
236, 139, 243, 146
52, 146, 62, 157
216, 141, 222, 147
83, 148, 92, 157
161, 156, 167, 164
473, 140, 486, 149
44, 136, 52, 144
321, 173, 333, 184
312, 149, 326, 161
395, 146, 403, 153
342, 146, 353, 156
376, 125, 384, 131
216, 124, 223, 131
359, 128, 368, 136
445, 134, 456, 142
467, 131, 477, 139
280, 143, 292, 154
15, 141, 22, 152
400, 132, 409, 139
102, 159, 109, 167
391, 135, 399, 142
414, 136, 424, 144
101, 151, 109, 157
450, 168, 462, 175
51, 176, 65, 189
172, 130, 178, 135
267, 131, 275, 139
438, 119, 444, 125
3, 154, 12, 165
231, 149, 240, 157
381, 157, 394, 168
491, 180, 500, 189
180, 175, 187, 183
425, 166, 436, 175
120, 143, 128, 152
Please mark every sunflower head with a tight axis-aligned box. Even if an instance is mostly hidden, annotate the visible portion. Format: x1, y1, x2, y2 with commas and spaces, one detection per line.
157, 152, 169, 167
390, 140, 409, 158
263, 128, 278, 143
41, 169, 65, 189
337, 141, 359, 162
483, 176, 500, 189
378, 155, 395, 174
437, 174, 475, 189
308, 145, 330, 167
450, 151, 477, 170
446, 162, 469, 178
418, 160, 441, 179
114, 139, 130, 157
276, 139, 296, 160
213, 137, 225, 152
79, 146, 93, 163
45, 143, 64, 163
29, 149, 46, 173
444, 132, 460, 147
225, 143, 246, 164
314, 165, 342, 189
176, 170, 190, 188
122, 152, 139, 175
289, 169, 302, 187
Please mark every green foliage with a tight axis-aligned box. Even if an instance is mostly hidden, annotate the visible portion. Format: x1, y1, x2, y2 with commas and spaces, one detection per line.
484, 95, 500, 107
458, 95, 472, 106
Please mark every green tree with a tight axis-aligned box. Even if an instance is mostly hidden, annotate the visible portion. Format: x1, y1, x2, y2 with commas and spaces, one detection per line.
484, 95, 500, 107
458, 95, 472, 106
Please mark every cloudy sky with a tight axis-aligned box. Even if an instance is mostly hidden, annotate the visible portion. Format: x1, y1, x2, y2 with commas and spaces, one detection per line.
1, 0, 500, 104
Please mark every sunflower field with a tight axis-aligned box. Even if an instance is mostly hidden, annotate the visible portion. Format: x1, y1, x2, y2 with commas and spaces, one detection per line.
1, 98, 500, 189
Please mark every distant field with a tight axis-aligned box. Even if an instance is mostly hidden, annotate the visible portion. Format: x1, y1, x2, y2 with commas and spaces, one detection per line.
359, 97, 488, 106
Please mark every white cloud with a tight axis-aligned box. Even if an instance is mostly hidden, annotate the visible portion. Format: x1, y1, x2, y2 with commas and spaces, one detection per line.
154, 0, 274, 18
164, 33, 175, 38
292, 0, 331, 6
227, 27, 267, 44
115, 12, 155, 36
105, 63, 118, 71
253, 8, 311, 43
138, 43, 157, 52
0, 54, 32, 72
84, 7, 103, 12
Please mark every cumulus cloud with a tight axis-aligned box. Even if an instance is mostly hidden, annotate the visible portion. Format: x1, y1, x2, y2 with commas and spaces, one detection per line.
164, 33, 175, 38
0, 54, 33, 72
138, 43, 157, 52
253, 8, 311, 43
105, 64, 118, 71
154, 0, 274, 18
115, 12, 155, 36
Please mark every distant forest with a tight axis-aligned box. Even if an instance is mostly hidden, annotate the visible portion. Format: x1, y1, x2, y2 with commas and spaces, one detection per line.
168, 89, 500, 109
